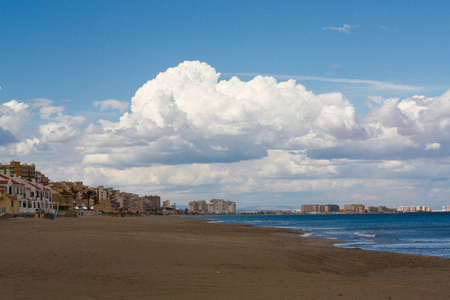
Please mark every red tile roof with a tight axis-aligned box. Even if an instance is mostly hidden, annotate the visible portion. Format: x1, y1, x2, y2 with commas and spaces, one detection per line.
25, 181, 42, 190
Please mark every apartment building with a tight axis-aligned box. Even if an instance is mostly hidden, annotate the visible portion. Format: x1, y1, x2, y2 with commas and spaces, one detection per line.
301, 204, 340, 214
208, 199, 237, 214
0, 161, 36, 181
188, 199, 236, 214
143, 195, 161, 212
97, 186, 109, 202
188, 200, 208, 212
343, 204, 366, 214
395, 206, 432, 212
366, 206, 394, 213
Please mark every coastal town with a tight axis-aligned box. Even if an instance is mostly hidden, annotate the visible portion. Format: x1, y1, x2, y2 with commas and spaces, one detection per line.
0, 160, 239, 217
0, 160, 449, 219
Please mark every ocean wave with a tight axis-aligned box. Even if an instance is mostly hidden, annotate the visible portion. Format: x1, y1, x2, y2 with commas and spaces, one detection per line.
334, 241, 376, 248
299, 232, 313, 237
201, 213, 450, 257
354, 231, 377, 238
208, 220, 223, 224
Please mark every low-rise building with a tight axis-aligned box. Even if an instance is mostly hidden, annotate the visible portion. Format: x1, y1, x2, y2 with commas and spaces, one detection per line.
0, 170, 57, 215
0, 187, 20, 215
52, 188, 74, 211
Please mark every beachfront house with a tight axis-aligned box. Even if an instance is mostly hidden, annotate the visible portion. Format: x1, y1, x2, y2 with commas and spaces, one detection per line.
0, 170, 58, 215
0, 187, 20, 216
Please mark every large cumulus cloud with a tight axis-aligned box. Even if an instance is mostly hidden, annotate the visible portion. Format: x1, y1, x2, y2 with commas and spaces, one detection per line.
80, 61, 450, 168
81, 61, 363, 167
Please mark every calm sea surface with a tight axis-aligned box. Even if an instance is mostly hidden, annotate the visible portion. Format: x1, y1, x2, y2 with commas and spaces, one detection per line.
200, 213, 450, 258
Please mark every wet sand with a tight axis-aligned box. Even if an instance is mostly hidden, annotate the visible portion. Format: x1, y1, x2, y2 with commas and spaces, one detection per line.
0, 215, 449, 299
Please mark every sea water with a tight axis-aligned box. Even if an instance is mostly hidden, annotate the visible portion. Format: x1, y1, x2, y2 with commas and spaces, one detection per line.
201, 213, 450, 258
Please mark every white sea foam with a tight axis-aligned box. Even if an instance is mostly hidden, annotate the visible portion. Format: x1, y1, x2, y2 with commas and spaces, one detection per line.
208, 220, 223, 224
300, 232, 313, 237
354, 231, 377, 238
334, 241, 376, 248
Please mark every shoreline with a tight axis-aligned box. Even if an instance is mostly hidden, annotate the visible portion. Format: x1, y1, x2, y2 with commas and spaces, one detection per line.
198, 213, 450, 258
195, 215, 343, 247
1, 215, 449, 299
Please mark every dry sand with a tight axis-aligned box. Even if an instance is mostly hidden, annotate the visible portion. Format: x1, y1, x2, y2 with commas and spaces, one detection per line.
0, 215, 449, 299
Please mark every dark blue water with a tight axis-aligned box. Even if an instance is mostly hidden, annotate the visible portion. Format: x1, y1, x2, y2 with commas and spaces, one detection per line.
201, 213, 450, 258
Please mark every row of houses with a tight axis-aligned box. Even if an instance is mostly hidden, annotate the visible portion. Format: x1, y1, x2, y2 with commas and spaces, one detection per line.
51, 182, 162, 214
0, 170, 58, 216
0, 160, 163, 217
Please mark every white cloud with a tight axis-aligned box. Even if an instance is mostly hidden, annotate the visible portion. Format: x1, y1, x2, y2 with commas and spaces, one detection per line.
425, 142, 441, 150
79, 61, 365, 167
39, 122, 81, 143
14, 138, 42, 155
0, 100, 32, 136
36, 102, 86, 143
39, 105, 65, 120
364, 91, 450, 149
231, 73, 424, 93
93, 99, 129, 112
323, 24, 356, 34
3, 61, 450, 209
378, 160, 415, 172
0, 138, 43, 156
75, 62, 450, 170
30, 98, 53, 107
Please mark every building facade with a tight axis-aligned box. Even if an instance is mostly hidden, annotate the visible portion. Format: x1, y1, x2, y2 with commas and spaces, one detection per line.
343, 204, 366, 214
0, 161, 36, 181
188, 199, 236, 214
301, 204, 340, 214
0, 170, 57, 215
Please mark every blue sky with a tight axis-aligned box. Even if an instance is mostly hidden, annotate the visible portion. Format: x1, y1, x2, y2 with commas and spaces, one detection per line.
1, 1, 449, 209
2, 1, 448, 109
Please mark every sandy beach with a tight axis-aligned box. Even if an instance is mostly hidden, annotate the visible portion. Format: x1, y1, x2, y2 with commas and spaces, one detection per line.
0, 215, 449, 299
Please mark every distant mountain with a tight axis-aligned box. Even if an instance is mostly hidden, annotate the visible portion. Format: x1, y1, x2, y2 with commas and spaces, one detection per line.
238, 205, 299, 211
